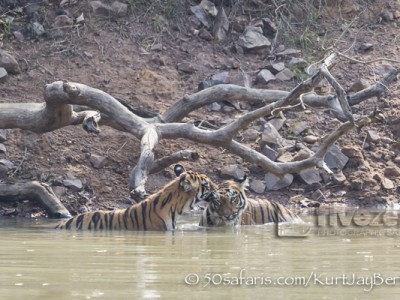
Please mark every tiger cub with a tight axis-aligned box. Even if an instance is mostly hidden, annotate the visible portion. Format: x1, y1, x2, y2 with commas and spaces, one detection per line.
56, 164, 212, 231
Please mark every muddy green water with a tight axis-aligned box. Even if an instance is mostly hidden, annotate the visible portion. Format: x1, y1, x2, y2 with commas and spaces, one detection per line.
1, 212, 400, 300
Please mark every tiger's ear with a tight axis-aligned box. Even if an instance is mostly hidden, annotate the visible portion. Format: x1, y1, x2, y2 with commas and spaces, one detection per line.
236, 175, 249, 189
174, 164, 185, 177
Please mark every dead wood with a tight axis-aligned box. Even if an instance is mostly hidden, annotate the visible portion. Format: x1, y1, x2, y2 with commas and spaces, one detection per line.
0, 52, 398, 213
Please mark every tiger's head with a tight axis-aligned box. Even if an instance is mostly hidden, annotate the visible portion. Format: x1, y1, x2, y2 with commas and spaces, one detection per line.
173, 164, 213, 211
201, 176, 248, 227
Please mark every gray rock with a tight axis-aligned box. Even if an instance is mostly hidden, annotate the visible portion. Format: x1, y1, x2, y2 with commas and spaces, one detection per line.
299, 168, 321, 185
265, 173, 293, 190
221, 164, 245, 180
292, 149, 312, 161
110, 1, 128, 17
384, 166, 400, 178
380, 10, 394, 22
324, 144, 349, 170
212, 71, 230, 83
261, 17, 277, 35
199, 28, 213, 41
90, 1, 112, 16
267, 117, 286, 131
0, 49, 20, 74
198, 80, 223, 91
367, 130, 380, 143
90, 154, 108, 169
256, 69, 276, 84
300, 199, 320, 208
0, 164, 7, 179
395, 156, 400, 163
190, 2, 213, 28
288, 121, 308, 135
0, 143, 6, 154
250, 179, 265, 194
259, 123, 282, 149
208, 102, 222, 111
341, 146, 364, 168
213, 7, 229, 41
0, 159, 14, 169
52, 186, 68, 198
52, 15, 73, 28
382, 177, 395, 190
0, 67, 7, 83
261, 145, 279, 161
275, 48, 301, 57
13, 31, 25, 41
277, 152, 293, 163
237, 26, 271, 51
332, 171, 347, 184
303, 135, 319, 144
276, 68, 295, 81
30, 22, 45, 37
287, 57, 307, 69
177, 62, 196, 74
230, 72, 251, 87
62, 179, 83, 191
241, 128, 259, 142
263, 62, 285, 74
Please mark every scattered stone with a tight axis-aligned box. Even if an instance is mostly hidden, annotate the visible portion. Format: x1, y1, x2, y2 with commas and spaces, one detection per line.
208, 102, 222, 111
241, 128, 259, 142
300, 199, 320, 208
263, 62, 285, 74
76, 13, 85, 24
333, 190, 347, 197
190, 1, 215, 28
237, 26, 271, 51
288, 121, 308, 135
332, 171, 347, 185
275, 48, 301, 57
30, 22, 46, 37
261, 17, 277, 35
367, 130, 380, 143
349, 177, 364, 191
259, 123, 283, 149
277, 152, 293, 163
250, 179, 265, 194
395, 156, 400, 163
212, 71, 230, 83
221, 164, 245, 180
0, 159, 13, 170
0, 49, 20, 74
90, 154, 108, 169
52, 186, 68, 198
261, 145, 279, 161
299, 168, 321, 185
177, 62, 196, 74
13, 31, 24, 41
358, 43, 373, 52
200, 0, 218, 16
341, 146, 364, 168
187, 15, 202, 30
275, 68, 295, 81
311, 189, 326, 202
198, 80, 223, 91
324, 144, 349, 170
267, 117, 286, 131
287, 57, 307, 69
380, 10, 394, 22
384, 166, 400, 178
53, 15, 73, 28
349, 79, 369, 93
382, 177, 395, 190
199, 28, 213, 41
0, 164, 8, 179
111, 1, 128, 17
256, 69, 276, 84
230, 72, 250, 87
212, 7, 229, 41
0, 67, 7, 83
303, 135, 319, 144
292, 149, 312, 161
62, 179, 83, 191
265, 173, 293, 191
0, 143, 6, 154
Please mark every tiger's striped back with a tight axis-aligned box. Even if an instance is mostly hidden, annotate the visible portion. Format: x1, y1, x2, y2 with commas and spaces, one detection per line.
56, 165, 212, 231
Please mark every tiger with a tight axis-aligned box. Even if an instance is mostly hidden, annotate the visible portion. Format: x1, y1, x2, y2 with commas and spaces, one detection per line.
199, 176, 302, 227
56, 164, 212, 231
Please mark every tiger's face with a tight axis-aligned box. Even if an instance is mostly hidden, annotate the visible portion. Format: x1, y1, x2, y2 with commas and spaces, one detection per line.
204, 177, 248, 226
175, 165, 213, 210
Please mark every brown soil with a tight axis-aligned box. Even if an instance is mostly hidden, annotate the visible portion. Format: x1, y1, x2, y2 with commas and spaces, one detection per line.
0, 0, 400, 218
